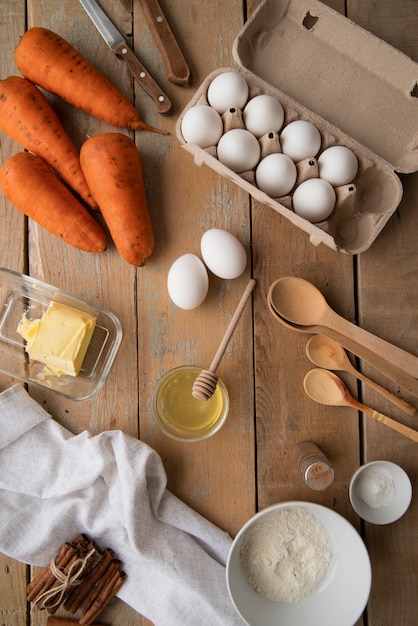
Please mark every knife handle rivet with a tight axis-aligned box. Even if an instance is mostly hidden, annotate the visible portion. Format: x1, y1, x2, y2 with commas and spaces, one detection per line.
121, 47, 128, 55
158, 95, 165, 102
156, 16, 164, 23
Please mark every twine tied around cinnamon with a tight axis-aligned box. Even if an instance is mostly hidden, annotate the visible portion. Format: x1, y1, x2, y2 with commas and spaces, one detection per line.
32, 547, 98, 612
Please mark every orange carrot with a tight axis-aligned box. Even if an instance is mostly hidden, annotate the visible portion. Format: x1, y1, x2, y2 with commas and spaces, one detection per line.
0, 152, 107, 253
80, 133, 154, 266
0, 76, 97, 209
14, 27, 168, 135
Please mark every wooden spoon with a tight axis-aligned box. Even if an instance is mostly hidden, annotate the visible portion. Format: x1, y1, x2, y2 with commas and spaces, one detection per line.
269, 276, 418, 379
305, 335, 416, 415
303, 368, 418, 443
267, 291, 418, 398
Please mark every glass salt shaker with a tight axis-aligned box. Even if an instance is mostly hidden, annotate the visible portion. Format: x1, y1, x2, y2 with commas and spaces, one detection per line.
294, 441, 334, 490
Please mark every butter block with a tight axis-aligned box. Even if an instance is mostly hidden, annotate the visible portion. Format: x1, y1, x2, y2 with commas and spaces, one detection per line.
17, 301, 96, 376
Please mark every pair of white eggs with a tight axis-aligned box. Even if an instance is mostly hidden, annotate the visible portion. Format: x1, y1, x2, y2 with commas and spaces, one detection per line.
254, 153, 336, 222
207, 70, 286, 141
290, 144, 358, 222
168, 229, 247, 310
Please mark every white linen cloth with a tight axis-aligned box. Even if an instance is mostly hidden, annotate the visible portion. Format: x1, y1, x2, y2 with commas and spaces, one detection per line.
0, 384, 243, 625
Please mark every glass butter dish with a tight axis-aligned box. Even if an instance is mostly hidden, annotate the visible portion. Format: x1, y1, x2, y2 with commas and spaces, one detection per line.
0, 268, 122, 400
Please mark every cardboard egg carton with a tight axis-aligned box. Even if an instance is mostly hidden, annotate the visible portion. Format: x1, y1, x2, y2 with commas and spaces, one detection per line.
176, 0, 418, 254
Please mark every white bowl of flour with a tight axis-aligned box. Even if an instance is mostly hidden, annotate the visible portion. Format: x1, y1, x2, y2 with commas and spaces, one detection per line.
226, 501, 371, 626
349, 460, 412, 525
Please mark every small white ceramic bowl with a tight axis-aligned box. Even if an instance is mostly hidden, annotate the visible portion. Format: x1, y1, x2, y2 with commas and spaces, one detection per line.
226, 501, 371, 626
349, 461, 412, 525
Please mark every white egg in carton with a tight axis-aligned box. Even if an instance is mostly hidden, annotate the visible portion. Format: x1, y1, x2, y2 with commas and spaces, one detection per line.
176, 0, 417, 255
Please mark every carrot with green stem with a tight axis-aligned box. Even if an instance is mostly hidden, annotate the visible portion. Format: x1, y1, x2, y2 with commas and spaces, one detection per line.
0, 76, 97, 209
0, 152, 107, 253
80, 133, 154, 266
14, 27, 168, 135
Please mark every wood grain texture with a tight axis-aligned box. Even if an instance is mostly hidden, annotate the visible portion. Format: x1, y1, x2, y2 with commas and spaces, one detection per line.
0, 1, 417, 625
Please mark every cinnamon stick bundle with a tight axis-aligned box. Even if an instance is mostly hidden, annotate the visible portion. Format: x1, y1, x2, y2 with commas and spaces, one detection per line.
27, 534, 126, 625
47, 538, 102, 614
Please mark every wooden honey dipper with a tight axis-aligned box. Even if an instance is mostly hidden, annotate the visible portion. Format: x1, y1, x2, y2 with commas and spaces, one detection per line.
192, 278, 256, 401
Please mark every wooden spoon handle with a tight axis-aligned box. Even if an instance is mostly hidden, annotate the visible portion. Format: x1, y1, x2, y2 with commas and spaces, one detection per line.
353, 368, 416, 416
323, 330, 418, 398
357, 401, 418, 443
328, 312, 418, 379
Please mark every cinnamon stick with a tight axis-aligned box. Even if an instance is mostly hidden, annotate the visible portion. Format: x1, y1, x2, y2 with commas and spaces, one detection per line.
63, 547, 114, 613
46, 618, 79, 626
46, 618, 106, 626
79, 571, 127, 626
81, 559, 122, 614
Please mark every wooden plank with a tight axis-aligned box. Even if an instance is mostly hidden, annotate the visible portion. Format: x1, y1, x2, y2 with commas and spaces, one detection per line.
351, 1, 418, 624
137, 0, 256, 539
136, 5, 256, 624
24, 0, 140, 436
0, 2, 30, 624
246, 0, 360, 509
9, 1, 142, 624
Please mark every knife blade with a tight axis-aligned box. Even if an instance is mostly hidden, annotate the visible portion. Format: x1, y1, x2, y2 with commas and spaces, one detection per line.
138, 0, 190, 86
79, 0, 172, 115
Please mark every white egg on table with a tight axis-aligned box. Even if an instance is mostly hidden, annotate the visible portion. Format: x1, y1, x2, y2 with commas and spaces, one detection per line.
201, 229, 247, 279
292, 178, 336, 222
217, 128, 261, 173
280, 119, 322, 161
167, 254, 209, 310
180, 104, 223, 148
255, 153, 297, 197
243, 94, 285, 138
207, 71, 249, 114
318, 145, 359, 186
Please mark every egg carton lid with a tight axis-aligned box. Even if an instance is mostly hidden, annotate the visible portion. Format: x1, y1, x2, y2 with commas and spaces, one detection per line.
233, 0, 418, 174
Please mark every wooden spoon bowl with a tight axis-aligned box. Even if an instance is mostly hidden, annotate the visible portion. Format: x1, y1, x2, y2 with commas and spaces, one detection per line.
305, 335, 416, 415
269, 276, 418, 379
303, 368, 418, 443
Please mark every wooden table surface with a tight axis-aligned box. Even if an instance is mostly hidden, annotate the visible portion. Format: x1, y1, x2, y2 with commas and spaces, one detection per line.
1, 1, 417, 625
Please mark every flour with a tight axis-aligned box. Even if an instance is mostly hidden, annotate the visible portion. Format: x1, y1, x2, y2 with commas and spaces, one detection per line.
239, 506, 331, 603
355, 465, 395, 509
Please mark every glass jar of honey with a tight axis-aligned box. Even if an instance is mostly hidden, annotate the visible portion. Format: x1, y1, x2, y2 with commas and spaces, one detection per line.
151, 365, 229, 442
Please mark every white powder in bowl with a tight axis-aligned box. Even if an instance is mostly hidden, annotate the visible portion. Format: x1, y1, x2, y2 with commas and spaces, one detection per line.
355, 465, 395, 509
239, 506, 331, 603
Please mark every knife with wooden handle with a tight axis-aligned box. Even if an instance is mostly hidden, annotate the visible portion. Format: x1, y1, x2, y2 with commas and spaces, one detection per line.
79, 0, 173, 115
138, 0, 191, 86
